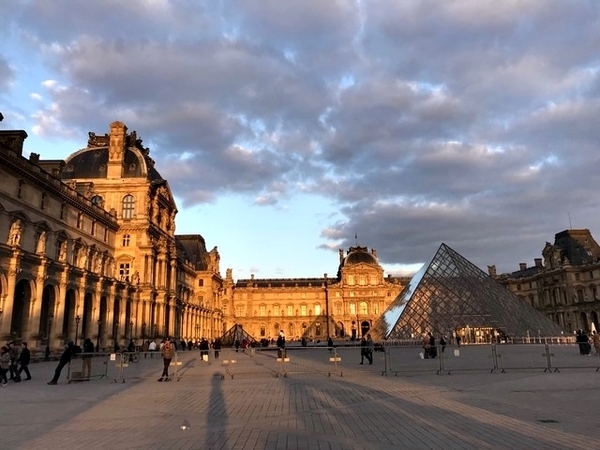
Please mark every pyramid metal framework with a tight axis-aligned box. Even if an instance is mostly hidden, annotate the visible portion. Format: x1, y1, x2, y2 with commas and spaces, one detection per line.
219, 324, 258, 347
374, 243, 567, 340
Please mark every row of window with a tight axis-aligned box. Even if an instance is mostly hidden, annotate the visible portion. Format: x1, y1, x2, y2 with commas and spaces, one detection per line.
235, 301, 381, 317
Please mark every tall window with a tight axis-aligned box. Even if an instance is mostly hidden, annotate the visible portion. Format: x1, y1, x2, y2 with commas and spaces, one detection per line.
119, 263, 130, 281
76, 213, 83, 229
348, 275, 355, 285
122, 195, 135, 219
236, 306, 243, 317
91, 221, 96, 236
273, 305, 280, 316
301, 305, 307, 316
259, 305, 266, 317
359, 301, 368, 315
122, 234, 130, 246
349, 302, 356, 315
287, 305, 293, 316
314, 304, 321, 315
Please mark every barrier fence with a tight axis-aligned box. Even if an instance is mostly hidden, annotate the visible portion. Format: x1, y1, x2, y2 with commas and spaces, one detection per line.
62, 343, 600, 384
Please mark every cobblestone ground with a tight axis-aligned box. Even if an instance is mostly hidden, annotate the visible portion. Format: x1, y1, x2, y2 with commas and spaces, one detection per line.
2, 347, 600, 450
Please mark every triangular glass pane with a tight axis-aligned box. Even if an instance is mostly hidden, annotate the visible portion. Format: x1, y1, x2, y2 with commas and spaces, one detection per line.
374, 243, 567, 340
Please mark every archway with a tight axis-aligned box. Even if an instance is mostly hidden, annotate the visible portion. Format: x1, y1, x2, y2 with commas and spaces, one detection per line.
38, 285, 56, 341
62, 289, 76, 339
337, 321, 344, 338
10, 279, 31, 339
360, 320, 370, 337
112, 298, 121, 348
81, 292, 93, 345
580, 311, 589, 332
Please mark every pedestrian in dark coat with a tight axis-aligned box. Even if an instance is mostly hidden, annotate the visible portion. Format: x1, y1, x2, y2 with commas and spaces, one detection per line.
48, 340, 75, 385
17, 342, 31, 380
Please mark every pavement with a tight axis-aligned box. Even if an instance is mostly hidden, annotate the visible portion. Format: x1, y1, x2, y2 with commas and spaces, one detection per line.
2, 345, 600, 450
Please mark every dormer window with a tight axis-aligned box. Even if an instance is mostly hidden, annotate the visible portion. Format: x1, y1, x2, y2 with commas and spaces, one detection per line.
122, 195, 135, 219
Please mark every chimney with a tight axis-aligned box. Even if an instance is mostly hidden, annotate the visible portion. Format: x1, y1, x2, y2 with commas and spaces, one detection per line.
0, 130, 28, 156
339, 248, 344, 263
519, 263, 527, 271
487, 265, 497, 277
371, 248, 377, 258
107, 121, 127, 178
250, 274, 254, 280
534, 258, 543, 268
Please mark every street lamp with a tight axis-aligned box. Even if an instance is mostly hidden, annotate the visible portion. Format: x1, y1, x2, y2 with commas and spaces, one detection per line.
142, 322, 147, 340
75, 315, 81, 347
96, 319, 101, 352
130, 321, 134, 341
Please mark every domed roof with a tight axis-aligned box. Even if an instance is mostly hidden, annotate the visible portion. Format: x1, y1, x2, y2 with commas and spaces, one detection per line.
344, 250, 378, 266
340, 246, 379, 267
61, 124, 164, 181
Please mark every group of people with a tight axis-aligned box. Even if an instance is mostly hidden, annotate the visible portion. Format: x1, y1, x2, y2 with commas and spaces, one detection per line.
0, 341, 31, 386
576, 329, 600, 355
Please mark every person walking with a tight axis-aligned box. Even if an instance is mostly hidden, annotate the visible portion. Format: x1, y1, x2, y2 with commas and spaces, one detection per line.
592, 331, 600, 355
148, 339, 157, 358
213, 338, 222, 359
0, 346, 10, 386
17, 342, 31, 381
48, 340, 75, 385
359, 336, 367, 364
7, 341, 19, 381
327, 336, 334, 353
276, 330, 286, 358
366, 334, 374, 365
81, 338, 94, 380
158, 338, 175, 382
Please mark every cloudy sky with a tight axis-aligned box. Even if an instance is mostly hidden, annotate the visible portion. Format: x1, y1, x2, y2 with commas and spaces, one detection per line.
2, 0, 600, 280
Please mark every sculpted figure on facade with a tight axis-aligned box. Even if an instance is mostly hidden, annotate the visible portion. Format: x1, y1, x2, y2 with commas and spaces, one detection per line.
209, 247, 220, 273
58, 240, 67, 262
94, 253, 104, 275
35, 230, 47, 254
8, 219, 22, 246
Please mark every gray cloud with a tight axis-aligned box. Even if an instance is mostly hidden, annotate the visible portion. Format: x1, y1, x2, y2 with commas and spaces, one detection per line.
4, 0, 600, 275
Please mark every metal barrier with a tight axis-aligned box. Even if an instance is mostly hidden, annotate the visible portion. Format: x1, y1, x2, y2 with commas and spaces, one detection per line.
64, 344, 600, 383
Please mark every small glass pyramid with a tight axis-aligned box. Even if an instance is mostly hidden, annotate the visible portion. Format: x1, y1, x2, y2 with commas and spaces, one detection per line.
374, 243, 566, 341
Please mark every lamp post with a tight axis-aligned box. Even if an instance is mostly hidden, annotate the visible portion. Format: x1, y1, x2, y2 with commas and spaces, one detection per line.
142, 322, 147, 341
130, 321, 134, 341
44, 314, 54, 361
75, 315, 81, 347
96, 319, 101, 352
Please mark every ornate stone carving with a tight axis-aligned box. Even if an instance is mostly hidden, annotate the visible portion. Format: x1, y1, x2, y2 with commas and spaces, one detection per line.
36, 230, 47, 254
8, 219, 22, 246
87, 132, 110, 148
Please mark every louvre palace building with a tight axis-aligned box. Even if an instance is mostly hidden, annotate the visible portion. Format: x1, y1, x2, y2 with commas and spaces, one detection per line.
0, 121, 224, 354
0, 120, 408, 355
221, 248, 407, 342
491, 228, 600, 334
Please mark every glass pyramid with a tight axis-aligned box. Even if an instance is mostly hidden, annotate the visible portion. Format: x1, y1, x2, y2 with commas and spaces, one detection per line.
374, 243, 567, 341
219, 323, 258, 347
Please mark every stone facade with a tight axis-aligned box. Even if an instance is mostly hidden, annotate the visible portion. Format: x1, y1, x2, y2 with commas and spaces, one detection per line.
222, 246, 407, 341
0, 123, 222, 355
492, 229, 600, 334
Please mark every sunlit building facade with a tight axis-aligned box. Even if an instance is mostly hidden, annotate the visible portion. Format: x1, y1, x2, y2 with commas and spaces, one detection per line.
493, 229, 600, 333
0, 122, 222, 355
222, 246, 406, 341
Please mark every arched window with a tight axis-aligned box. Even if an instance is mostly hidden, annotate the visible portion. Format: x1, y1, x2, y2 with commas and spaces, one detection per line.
359, 301, 368, 315
122, 195, 135, 219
